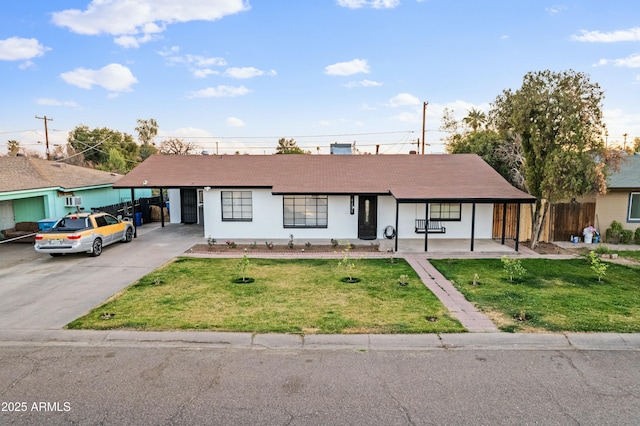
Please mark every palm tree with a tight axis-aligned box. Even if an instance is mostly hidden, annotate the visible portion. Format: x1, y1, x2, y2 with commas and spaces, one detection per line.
463, 108, 487, 132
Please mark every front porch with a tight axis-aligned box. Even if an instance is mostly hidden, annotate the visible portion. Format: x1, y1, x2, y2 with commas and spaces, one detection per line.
380, 238, 529, 256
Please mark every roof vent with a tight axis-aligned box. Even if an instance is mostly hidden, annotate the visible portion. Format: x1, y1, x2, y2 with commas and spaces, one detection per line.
202, 150, 210, 155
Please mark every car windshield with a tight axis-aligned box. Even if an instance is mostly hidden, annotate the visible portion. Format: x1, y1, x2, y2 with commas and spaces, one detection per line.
54, 217, 90, 231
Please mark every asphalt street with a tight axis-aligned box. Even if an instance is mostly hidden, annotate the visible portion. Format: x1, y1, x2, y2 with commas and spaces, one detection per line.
1, 343, 639, 425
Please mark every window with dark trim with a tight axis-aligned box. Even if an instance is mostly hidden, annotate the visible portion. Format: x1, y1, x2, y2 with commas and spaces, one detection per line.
628, 192, 640, 222
221, 191, 252, 221
430, 203, 461, 221
283, 195, 328, 228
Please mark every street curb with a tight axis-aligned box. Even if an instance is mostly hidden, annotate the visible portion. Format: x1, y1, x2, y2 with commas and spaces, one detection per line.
0, 330, 638, 351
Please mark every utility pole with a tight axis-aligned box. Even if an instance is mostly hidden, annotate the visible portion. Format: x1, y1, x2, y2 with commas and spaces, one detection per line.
35, 115, 53, 160
421, 102, 428, 154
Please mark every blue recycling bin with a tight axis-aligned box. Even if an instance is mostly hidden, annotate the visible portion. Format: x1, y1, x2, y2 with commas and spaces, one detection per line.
134, 212, 143, 226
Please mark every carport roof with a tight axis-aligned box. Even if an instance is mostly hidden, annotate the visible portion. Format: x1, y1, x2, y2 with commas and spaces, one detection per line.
115, 154, 535, 203
0, 156, 123, 193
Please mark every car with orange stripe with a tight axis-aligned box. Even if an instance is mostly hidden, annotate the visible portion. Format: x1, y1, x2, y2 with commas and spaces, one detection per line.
34, 211, 134, 257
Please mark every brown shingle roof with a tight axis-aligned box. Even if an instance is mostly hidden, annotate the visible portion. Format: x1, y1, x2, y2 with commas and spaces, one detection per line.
114, 154, 535, 202
0, 156, 122, 193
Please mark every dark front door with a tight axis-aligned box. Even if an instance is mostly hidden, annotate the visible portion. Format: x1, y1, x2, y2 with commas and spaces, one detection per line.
358, 195, 377, 240
180, 189, 198, 224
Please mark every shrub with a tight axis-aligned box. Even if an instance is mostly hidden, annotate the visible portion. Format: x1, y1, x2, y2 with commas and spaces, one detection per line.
606, 220, 624, 243
635, 228, 640, 245
621, 229, 634, 244
593, 244, 612, 255
337, 240, 360, 283
588, 251, 608, 282
236, 254, 251, 283
501, 256, 526, 282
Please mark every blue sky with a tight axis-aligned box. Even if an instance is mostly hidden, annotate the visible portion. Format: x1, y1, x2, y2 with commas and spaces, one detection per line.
2, 0, 640, 155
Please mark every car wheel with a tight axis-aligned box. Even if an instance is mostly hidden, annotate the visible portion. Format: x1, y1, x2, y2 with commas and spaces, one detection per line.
49, 253, 63, 257
90, 238, 103, 257
123, 227, 133, 243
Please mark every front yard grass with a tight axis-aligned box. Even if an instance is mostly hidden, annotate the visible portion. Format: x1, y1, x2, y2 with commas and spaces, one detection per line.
68, 257, 464, 334
430, 258, 640, 333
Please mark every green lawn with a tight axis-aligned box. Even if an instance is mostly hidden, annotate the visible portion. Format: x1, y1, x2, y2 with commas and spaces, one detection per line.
68, 257, 464, 334
430, 258, 640, 333
613, 250, 640, 261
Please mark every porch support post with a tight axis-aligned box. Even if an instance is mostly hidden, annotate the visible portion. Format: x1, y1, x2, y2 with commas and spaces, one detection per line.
424, 202, 429, 252
159, 188, 165, 228
394, 199, 399, 252
501, 202, 507, 245
130, 188, 137, 238
515, 203, 521, 252
470, 202, 476, 251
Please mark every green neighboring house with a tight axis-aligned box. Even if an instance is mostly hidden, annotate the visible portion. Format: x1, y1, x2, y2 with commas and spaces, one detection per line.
0, 156, 151, 234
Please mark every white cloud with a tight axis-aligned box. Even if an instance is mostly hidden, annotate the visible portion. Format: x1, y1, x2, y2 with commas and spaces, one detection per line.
345, 79, 383, 88
36, 98, 78, 107
60, 63, 138, 91
224, 67, 277, 79
545, 5, 566, 15
595, 53, 640, 68
0, 37, 50, 61
387, 93, 420, 107
159, 48, 228, 77
603, 108, 640, 145
226, 117, 246, 127
187, 85, 250, 98
193, 69, 219, 78
391, 111, 420, 123
163, 127, 213, 139
51, 0, 250, 47
324, 58, 370, 76
336, 0, 400, 9
571, 27, 640, 42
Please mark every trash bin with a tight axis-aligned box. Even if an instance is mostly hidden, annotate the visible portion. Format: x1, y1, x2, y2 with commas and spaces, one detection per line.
134, 212, 143, 227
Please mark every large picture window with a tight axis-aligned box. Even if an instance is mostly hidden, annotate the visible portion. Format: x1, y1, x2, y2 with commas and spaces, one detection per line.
283, 195, 328, 228
221, 191, 252, 221
430, 203, 461, 221
628, 193, 640, 222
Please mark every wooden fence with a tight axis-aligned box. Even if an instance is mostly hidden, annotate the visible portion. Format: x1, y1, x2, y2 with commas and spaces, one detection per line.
492, 201, 595, 243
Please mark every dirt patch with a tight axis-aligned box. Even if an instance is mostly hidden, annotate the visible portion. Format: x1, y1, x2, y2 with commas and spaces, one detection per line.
187, 242, 381, 254
531, 242, 576, 255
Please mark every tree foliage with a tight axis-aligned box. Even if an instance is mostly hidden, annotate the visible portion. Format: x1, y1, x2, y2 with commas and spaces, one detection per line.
135, 118, 158, 146
7, 140, 20, 156
443, 109, 525, 189
66, 125, 138, 172
159, 138, 198, 155
490, 69, 607, 247
275, 138, 310, 154
463, 108, 487, 132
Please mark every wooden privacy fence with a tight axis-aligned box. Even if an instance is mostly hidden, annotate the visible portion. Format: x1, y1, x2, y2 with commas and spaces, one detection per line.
492, 202, 595, 243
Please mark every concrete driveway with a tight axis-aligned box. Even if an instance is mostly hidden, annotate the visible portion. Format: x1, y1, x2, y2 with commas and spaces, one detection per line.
0, 223, 203, 330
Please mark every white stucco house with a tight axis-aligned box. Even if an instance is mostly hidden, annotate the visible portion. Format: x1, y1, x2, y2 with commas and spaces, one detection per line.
114, 154, 535, 251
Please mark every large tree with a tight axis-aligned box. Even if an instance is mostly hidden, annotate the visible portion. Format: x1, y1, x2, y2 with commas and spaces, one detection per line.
67, 125, 139, 170
490, 70, 608, 247
135, 118, 159, 160
275, 138, 310, 154
462, 108, 487, 132
159, 138, 198, 155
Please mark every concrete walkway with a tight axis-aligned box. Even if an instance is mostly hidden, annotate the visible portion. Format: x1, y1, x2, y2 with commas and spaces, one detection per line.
404, 255, 499, 332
